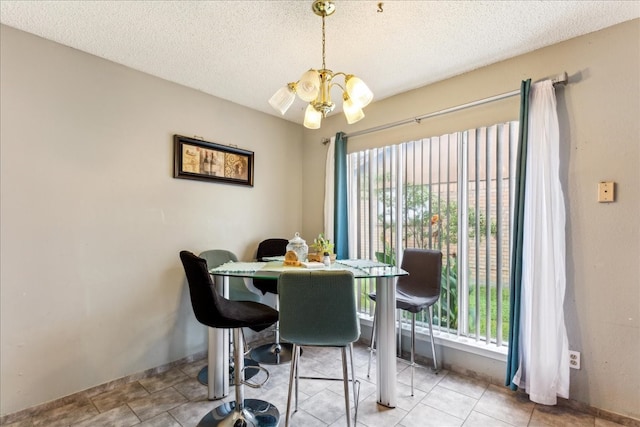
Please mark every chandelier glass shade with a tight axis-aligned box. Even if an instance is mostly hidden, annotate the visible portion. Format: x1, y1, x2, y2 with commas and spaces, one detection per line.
268, 0, 373, 129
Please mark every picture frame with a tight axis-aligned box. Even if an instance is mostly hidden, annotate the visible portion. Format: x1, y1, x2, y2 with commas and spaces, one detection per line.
173, 135, 254, 187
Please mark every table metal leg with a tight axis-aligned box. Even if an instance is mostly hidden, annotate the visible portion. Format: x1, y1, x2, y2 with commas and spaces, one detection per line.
207, 276, 230, 400
375, 276, 397, 408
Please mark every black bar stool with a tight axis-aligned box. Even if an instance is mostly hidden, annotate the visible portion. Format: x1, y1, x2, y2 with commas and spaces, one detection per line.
180, 251, 280, 427
197, 249, 261, 386
250, 238, 295, 365
367, 248, 443, 396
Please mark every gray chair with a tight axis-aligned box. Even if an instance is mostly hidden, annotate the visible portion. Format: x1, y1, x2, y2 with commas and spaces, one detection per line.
200, 249, 261, 303
180, 251, 280, 427
367, 248, 443, 396
198, 250, 262, 386
278, 270, 360, 427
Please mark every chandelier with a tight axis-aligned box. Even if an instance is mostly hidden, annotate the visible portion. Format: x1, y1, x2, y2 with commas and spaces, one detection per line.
268, 0, 373, 129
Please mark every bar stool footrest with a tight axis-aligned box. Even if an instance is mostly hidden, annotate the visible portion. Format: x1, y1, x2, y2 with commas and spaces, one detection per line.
242, 365, 271, 389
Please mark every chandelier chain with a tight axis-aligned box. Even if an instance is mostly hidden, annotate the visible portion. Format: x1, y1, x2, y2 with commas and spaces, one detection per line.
321, 13, 326, 70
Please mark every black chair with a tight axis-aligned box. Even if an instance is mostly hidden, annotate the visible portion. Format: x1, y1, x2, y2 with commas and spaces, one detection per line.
367, 248, 443, 396
250, 238, 293, 365
252, 238, 289, 295
180, 251, 280, 427
197, 250, 261, 387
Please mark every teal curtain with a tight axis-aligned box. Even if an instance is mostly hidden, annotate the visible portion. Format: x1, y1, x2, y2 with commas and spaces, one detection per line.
334, 132, 349, 259
506, 79, 531, 390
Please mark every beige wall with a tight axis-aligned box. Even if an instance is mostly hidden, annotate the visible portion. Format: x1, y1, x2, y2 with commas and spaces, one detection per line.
0, 25, 303, 416
301, 19, 640, 420
2, 17, 639, 421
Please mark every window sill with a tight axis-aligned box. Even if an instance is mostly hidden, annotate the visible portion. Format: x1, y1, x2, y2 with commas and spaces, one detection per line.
359, 315, 508, 362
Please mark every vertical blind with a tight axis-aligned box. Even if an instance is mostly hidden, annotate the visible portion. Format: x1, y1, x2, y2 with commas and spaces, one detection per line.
348, 121, 519, 348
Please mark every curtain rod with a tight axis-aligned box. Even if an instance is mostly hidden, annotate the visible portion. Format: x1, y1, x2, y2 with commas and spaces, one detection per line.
329, 71, 568, 142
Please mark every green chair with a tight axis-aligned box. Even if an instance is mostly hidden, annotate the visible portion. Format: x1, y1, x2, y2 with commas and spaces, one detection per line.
200, 249, 261, 303
278, 270, 360, 427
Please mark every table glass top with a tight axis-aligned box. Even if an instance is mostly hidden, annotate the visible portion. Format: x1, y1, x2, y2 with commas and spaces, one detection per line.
209, 259, 407, 279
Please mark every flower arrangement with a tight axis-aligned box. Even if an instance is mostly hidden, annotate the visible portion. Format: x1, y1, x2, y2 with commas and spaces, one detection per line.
308, 233, 336, 262
311, 233, 334, 254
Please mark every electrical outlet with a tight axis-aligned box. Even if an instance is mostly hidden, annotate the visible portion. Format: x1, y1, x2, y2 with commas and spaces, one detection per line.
598, 181, 615, 202
569, 350, 581, 369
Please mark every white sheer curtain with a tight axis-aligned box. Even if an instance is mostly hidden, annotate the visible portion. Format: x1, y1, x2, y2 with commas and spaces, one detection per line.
323, 136, 335, 242
513, 80, 570, 404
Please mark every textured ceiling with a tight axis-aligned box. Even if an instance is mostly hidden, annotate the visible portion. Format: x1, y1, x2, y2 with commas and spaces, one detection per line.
1, 1, 638, 125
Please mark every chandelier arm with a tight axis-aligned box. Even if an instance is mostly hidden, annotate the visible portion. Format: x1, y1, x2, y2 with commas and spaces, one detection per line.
329, 82, 346, 93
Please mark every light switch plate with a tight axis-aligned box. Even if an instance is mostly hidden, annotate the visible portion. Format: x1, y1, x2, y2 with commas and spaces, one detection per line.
598, 182, 615, 202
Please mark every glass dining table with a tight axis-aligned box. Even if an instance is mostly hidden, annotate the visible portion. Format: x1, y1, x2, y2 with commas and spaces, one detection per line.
207, 259, 407, 408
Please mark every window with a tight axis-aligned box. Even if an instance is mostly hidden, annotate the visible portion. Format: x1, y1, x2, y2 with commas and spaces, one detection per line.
348, 121, 519, 349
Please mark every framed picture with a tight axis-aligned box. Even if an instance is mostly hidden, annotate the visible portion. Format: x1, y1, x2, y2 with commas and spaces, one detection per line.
173, 135, 254, 187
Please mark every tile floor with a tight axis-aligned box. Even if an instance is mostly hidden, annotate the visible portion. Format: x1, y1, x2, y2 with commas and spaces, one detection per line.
1, 342, 630, 427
